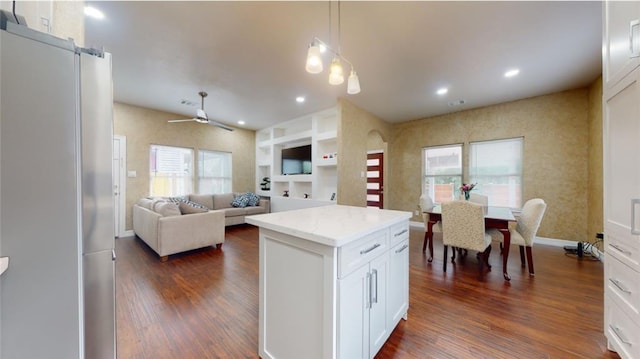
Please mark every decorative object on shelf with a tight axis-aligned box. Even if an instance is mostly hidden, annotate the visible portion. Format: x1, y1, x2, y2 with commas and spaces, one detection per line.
283, 190, 289, 197
459, 183, 477, 201
304, 193, 310, 199
330, 193, 336, 201
305, 1, 361, 95
260, 177, 271, 191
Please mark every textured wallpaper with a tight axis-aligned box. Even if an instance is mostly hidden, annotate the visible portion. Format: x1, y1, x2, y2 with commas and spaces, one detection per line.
388, 88, 598, 242
588, 77, 603, 242
114, 103, 255, 231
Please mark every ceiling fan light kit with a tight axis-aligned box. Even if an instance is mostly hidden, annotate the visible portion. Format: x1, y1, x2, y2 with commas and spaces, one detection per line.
168, 91, 234, 131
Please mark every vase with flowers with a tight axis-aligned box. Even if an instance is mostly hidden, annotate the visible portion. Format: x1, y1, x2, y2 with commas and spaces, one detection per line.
459, 183, 476, 201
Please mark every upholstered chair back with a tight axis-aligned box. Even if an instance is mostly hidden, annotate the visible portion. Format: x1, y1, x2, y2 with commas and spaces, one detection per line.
441, 200, 489, 252
516, 198, 547, 246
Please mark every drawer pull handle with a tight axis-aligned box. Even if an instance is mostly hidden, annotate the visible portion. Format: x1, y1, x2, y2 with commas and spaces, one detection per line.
609, 278, 632, 294
394, 229, 408, 237
395, 244, 409, 253
360, 243, 381, 255
610, 244, 632, 256
632, 198, 640, 234
611, 325, 633, 346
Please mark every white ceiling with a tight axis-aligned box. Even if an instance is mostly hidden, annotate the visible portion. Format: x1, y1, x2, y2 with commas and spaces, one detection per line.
84, 1, 602, 131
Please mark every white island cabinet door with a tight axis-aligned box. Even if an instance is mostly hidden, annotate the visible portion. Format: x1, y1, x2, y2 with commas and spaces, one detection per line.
388, 239, 410, 326
369, 253, 389, 357
338, 264, 370, 358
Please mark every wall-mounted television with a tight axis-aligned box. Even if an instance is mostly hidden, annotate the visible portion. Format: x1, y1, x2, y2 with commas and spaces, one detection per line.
282, 144, 312, 175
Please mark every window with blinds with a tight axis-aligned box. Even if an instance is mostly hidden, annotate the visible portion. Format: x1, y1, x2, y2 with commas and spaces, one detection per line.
422, 144, 463, 204
149, 145, 194, 196
198, 149, 232, 194
469, 137, 523, 208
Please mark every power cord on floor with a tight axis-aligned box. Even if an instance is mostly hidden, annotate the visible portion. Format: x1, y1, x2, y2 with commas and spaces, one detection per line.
564, 238, 603, 261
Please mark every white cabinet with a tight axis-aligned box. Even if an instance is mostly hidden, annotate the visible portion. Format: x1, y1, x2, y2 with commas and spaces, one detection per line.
255, 107, 338, 211
248, 206, 411, 359
603, 1, 640, 89
603, 3, 640, 357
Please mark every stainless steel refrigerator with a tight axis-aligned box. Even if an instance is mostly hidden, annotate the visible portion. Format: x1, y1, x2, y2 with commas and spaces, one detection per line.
0, 15, 115, 359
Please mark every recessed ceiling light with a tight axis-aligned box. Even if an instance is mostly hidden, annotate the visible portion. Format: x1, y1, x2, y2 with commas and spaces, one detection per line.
237, 120, 245, 125
504, 69, 520, 78
296, 96, 305, 103
84, 6, 105, 19
436, 88, 448, 95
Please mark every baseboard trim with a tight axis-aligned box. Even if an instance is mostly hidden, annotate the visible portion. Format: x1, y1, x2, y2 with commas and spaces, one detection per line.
117, 230, 135, 238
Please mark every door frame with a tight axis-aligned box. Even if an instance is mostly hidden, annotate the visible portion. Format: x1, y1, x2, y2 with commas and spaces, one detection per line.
114, 135, 126, 238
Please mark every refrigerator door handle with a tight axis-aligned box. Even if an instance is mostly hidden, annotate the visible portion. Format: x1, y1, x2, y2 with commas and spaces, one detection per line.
112, 249, 116, 261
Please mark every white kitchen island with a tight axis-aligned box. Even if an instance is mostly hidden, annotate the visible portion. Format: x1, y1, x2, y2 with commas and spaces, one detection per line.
246, 205, 411, 359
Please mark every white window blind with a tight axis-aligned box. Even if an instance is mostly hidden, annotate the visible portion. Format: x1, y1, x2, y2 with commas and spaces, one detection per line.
469, 137, 523, 208
149, 145, 194, 196
198, 150, 232, 194
422, 144, 463, 204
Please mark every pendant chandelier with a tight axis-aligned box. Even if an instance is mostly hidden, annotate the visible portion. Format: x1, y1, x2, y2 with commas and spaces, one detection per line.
305, 1, 361, 95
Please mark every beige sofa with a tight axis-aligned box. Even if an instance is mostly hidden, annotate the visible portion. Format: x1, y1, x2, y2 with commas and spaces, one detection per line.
187, 193, 270, 226
133, 197, 225, 261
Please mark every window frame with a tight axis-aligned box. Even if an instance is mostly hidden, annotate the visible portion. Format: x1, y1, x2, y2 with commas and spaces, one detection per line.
422, 143, 464, 204
197, 149, 233, 194
149, 144, 194, 197
468, 137, 523, 209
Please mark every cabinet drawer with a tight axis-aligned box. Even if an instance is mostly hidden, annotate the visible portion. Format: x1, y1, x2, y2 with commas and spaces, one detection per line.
338, 229, 387, 278
389, 221, 409, 248
606, 254, 640, 321
605, 295, 640, 359
606, 228, 640, 271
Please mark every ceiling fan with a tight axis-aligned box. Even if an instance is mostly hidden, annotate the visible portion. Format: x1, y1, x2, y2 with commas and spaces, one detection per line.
168, 91, 234, 131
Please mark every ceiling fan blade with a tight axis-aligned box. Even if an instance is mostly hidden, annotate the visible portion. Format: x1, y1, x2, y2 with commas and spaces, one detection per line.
168, 118, 197, 123
208, 120, 234, 131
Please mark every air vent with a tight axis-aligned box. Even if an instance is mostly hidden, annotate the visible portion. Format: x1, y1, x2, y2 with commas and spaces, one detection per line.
448, 100, 466, 107
180, 99, 198, 107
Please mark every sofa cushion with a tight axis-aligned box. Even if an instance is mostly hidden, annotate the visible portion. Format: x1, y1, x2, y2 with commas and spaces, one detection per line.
188, 194, 214, 210
245, 206, 266, 215
225, 207, 248, 217
137, 198, 155, 210
179, 201, 209, 214
231, 193, 250, 208
213, 193, 235, 210
154, 201, 181, 217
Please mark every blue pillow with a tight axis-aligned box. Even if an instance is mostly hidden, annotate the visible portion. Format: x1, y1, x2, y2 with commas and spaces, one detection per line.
231, 193, 250, 208
246, 192, 260, 206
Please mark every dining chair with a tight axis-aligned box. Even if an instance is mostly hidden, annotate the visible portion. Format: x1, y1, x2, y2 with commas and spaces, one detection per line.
490, 198, 547, 276
420, 194, 441, 254
468, 193, 489, 207
441, 200, 492, 279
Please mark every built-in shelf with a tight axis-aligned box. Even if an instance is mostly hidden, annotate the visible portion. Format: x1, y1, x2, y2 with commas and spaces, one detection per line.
0, 257, 9, 276
255, 107, 338, 209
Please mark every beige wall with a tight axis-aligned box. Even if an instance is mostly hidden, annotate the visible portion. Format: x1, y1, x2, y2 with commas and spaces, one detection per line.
388, 88, 594, 242
588, 77, 603, 241
114, 102, 255, 231
1, 1, 84, 44
337, 98, 392, 207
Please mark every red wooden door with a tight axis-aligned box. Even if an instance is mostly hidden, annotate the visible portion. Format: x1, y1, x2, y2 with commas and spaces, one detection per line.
367, 153, 384, 208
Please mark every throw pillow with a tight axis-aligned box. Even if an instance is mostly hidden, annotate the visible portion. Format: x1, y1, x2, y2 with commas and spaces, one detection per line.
246, 192, 260, 206
154, 201, 181, 217
179, 201, 209, 215
231, 193, 250, 208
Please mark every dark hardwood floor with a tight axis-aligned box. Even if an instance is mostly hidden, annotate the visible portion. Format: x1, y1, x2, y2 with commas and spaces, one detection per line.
116, 225, 619, 359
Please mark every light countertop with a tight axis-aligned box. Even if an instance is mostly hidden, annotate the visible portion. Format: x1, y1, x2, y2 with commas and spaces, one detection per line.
246, 204, 411, 247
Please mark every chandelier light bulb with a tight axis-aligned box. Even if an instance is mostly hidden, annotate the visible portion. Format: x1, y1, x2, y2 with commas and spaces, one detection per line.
305, 44, 323, 74
328, 57, 344, 85
347, 69, 361, 94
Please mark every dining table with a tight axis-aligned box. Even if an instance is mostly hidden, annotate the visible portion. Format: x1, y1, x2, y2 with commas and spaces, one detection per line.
423, 204, 517, 281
